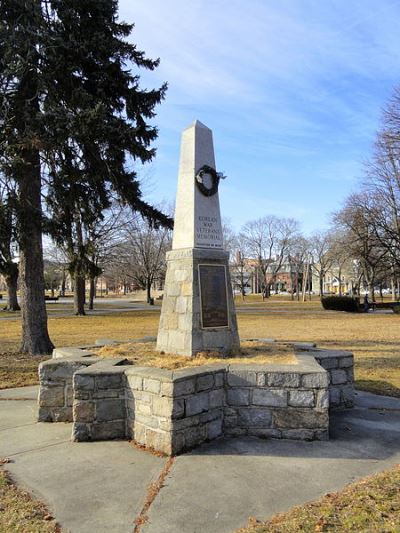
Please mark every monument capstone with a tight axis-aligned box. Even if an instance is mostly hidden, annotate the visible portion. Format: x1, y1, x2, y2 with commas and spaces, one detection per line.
156, 120, 240, 356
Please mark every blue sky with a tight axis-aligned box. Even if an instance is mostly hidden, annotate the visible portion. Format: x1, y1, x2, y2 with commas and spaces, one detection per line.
119, 0, 400, 235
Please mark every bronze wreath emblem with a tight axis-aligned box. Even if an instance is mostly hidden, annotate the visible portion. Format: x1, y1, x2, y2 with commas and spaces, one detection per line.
195, 165, 225, 197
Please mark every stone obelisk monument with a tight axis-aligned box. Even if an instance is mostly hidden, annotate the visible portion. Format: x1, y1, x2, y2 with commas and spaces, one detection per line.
157, 121, 240, 356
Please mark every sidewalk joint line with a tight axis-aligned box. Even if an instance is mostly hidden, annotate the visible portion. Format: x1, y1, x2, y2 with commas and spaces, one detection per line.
6, 439, 71, 458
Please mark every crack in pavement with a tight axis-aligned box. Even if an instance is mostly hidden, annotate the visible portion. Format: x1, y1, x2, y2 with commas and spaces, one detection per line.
133, 456, 175, 533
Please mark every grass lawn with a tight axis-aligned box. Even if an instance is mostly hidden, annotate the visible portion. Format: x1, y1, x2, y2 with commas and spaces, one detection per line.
238, 465, 400, 533
0, 467, 59, 532
1, 298, 400, 396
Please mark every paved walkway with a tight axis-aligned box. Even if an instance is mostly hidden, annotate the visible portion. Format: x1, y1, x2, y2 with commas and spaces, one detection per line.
1, 386, 400, 533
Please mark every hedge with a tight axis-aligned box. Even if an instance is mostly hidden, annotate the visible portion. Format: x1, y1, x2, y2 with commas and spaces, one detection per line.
321, 296, 360, 312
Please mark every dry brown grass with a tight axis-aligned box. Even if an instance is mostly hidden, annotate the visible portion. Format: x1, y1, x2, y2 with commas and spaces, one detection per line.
1, 304, 399, 395
96, 340, 297, 369
0, 466, 59, 532
237, 464, 400, 533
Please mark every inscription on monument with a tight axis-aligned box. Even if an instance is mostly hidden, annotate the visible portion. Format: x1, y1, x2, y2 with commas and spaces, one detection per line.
195, 215, 223, 249
198, 264, 229, 328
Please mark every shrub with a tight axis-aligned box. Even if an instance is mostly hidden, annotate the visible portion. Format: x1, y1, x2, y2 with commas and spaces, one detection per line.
321, 296, 360, 312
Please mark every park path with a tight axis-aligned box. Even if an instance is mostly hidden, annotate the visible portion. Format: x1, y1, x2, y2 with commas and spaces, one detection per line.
1, 386, 400, 532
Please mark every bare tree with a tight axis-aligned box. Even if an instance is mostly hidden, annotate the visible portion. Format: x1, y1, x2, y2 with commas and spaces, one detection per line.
334, 194, 388, 300
242, 215, 300, 299
119, 214, 172, 303
309, 231, 335, 299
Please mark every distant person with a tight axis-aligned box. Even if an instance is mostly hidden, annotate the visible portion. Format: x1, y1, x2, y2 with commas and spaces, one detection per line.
364, 293, 370, 312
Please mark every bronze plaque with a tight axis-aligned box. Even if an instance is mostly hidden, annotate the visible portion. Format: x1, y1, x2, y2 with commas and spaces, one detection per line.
198, 264, 229, 328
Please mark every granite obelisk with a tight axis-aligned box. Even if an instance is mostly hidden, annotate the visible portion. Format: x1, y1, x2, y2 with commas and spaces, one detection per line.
157, 121, 240, 356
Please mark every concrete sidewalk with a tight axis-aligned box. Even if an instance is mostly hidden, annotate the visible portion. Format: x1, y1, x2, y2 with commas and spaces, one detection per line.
1, 386, 400, 533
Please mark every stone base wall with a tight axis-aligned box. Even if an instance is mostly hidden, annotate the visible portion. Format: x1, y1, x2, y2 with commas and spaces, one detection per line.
37, 342, 355, 455
312, 350, 354, 408
223, 358, 329, 441
72, 360, 128, 442
157, 248, 240, 356
38, 357, 98, 422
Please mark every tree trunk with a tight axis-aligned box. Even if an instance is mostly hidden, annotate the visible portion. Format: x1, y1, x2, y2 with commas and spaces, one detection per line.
319, 274, 324, 301
19, 149, 54, 354
4, 267, 20, 311
89, 276, 95, 310
60, 268, 66, 297
147, 279, 152, 304
74, 273, 86, 315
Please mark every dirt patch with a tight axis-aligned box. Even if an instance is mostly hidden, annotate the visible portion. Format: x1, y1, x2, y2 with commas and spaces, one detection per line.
95, 340, 297, 369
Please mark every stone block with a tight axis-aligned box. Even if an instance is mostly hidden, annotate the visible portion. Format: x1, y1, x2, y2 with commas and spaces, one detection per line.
135, 391, 152, 404
346, 368, 354, 382
238, 408, 272, 428
38, 406, 72, 423
330, 369, 347, 385
281, 429, 315, 440
160, 381, 174, 397
253, 389, 287, 407
199, 408, 222, 423
183, 425, 206, 449
170, 415, 200, 431
66, 385, 74, 406
223, 415, 238, 428
215, 372, 225, 388
227, 388, 250, 406
288, 390, 315, 408
196, 374, 214, 392
170, 433, 185, 455
224, 427, 248, 436
175, 296, 188, 313
74, 391, 90, 400
137, 402, 152, 416
256, 373, 266, 386
316, 390, 329, 409
301, 372, 328, 388
143, 378, 161, 394
273, 408, 328, 429
127, 374, 143, 391
185, 392, 209, 416
132, 422, 146, 444
339, 356, 353, 368
96, 373, 124, 389
96, 399, 125, 422
174, 378, 196, 396
74, 374, 95, 391
174, 269, 187, 282
329, 387, 341, 406
39, 385, 65, 407
249, 428, 281, 439
317, 358, 338, 370
314, 429, 329, 440
135, 413, 159, 429
207, 419, 223, 440
73, 401, 95, 423
72, 423, 90, 441
267, 373, 300, 388
227, 371, 253, 387
92, 390, 120, 399
209, 389, 224, 408
91, 421, 126, 440
39, 361, 84, 382
146, 428, 172, 454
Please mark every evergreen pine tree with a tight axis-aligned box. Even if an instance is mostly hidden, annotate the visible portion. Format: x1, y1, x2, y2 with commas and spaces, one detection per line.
0, 0, 168, 348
